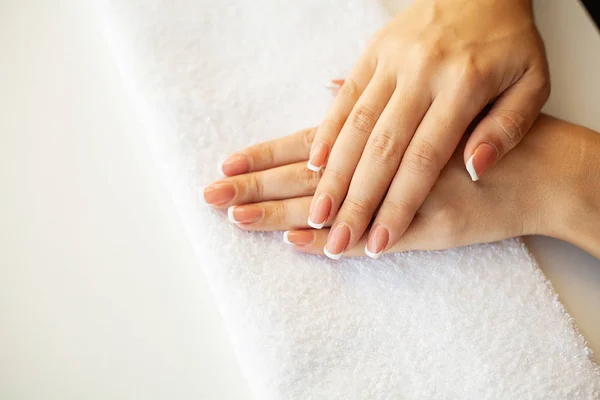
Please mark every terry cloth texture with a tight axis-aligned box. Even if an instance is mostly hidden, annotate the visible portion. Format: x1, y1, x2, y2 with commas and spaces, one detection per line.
95, 0, 600, 398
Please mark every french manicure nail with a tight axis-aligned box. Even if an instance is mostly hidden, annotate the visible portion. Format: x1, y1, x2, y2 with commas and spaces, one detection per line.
220, 154, 250, 176
324, 79, 344, 90
324, 223, 350, 260
307, 193, 332, 229
283, 230, 314, 246
466, 143, 498, 181
324, 79, 345, 89
227, 206, 236, 223
307, 142, 328, 172
218, 162, 226, 177
228, 205, 263, 224
365, 224, 389, 259
203, 183, 236, 205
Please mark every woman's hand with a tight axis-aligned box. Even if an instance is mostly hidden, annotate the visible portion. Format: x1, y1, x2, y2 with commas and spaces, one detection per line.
293, 0, 550, 258
203, 116, 600, 258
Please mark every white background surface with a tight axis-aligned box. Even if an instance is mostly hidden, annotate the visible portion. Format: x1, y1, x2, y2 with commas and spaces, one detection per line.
0, 2, 252, 399
0, 0, 598, 399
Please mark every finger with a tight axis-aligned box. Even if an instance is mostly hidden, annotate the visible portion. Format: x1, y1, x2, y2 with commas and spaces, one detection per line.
283, 228, 369, 257
202, 162, 320, 208
306, 56, 376, 172
219, 127, 314, 176
228, 197, 333, 231
307, 72, 395, 235
464, 68, 550, 181
329, 79, 430, 254
325, 79, 345, 95
368, 91, 483, 257
283, 212, 454, 258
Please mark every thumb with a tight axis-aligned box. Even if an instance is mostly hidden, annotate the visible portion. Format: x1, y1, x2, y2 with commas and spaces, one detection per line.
464, 70, 550, 181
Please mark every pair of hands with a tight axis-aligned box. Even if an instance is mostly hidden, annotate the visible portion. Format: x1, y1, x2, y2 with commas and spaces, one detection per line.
218, 0, 550, 258
210, 0, 552, 258
203, 115, 595, 258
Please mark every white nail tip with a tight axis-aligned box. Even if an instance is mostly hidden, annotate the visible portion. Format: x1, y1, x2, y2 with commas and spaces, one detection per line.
324, 247, 343, 260
307, 218, 325, 229
466, 155, 479, 182
324, 81, 340, 89
217, 160, 226, 177
283, 231, 292, 245
307, 162, 322, 172
227, 206, 238, 223
364, 245, 382, 259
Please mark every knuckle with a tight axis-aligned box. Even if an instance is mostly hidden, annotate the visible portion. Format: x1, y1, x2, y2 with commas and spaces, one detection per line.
343, 196, 373, 220
410, 40, 444, 72
403, 139, 440, 177
259, 143, 275, 166
490, 110, 527, 146
428, 204, 465, 242
303, 127, 318, 149
320, 118, 342, 134
270, 200, 288, 224
535, 73, 551, 101
542, 80, 551, 101
324, 165, 351, 186
298, 166, 322, 190
369, 129, 401, 165
366, 38, 382, 55
349, 105, 378, 136
368, 28, 387, 48
431, 204, 456, 229
381, 198, 415, 222
455, 55, 485, 90
338, 78, 360, 101
247, 173, 263, 200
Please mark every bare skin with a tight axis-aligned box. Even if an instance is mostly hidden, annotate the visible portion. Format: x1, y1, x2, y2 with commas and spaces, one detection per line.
219, 0, 550, 259
203, 115, 600, 260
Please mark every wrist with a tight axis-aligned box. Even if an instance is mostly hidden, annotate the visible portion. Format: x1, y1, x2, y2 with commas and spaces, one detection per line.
541, 121, 600, 257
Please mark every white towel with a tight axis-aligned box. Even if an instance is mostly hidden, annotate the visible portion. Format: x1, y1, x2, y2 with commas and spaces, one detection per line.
94, 0, 600, 398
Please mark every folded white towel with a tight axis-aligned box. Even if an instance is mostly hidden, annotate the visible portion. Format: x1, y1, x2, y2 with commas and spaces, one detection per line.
95, 0, 600, 398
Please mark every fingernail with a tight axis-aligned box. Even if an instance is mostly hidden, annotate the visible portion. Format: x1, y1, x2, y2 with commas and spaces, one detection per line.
307, 193, 332, 229
220, 154, 250, 176
283, 230, 314, 246
466, 143, 498, 181
307, 142, 328, 172
365, 224, 389, 259
324, 79, 344, 90
228, 205, 263, 224
203, 183, 236, 205
324, 223, 350, 260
